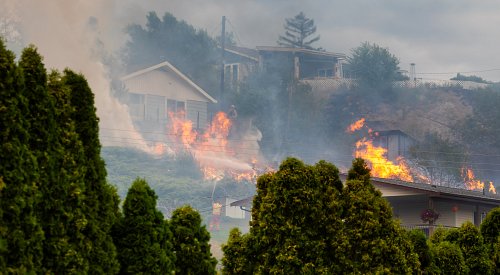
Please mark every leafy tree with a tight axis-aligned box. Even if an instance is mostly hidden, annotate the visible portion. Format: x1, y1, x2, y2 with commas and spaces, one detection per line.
407, 229, 433, 272
480, 204, 500, 245
0, 39, 44, 273
124, 12, 219, 95
170, 205, 217, 275
113, 178, 174, 274
450, 73, 491, 84
277, 12, 320, 49
348, 42, 404, 89
481, 207, 500, 273
455, 222, 493, 274
246, 158, 344, 273
431, 241, 468, 275
221, 228, 253, 275
63, 69, 121, 274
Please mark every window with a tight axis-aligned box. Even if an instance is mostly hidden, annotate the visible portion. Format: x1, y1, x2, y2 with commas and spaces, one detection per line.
224, 63, 240, 88
318, 68, 334, 78
145, 95, 165, 122
167, 99, 186, 119
128, 93, 145, 120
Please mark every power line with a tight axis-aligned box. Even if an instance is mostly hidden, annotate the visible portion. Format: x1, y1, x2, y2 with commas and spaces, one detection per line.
416, 68, 500, 75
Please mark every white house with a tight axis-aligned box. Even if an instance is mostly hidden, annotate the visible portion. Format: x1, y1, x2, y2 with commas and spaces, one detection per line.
121, 61, 217, 142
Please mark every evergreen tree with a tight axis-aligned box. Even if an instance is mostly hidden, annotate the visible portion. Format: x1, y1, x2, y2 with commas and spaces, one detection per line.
277, 12, 320, 49
221, 228, 253, 275
19, 46, 85, 273
481, 207, 500, 274
407, 229, 433, 272
62, 69, 120, 274
170, 205, 217, 275
455, 222, 493, 274
340, 159, 419, 273
480, 206, 500, 244
38, 71, 89, 273
114, 178, 174, 274
431, 241, 467, 275
0, 39, 44, 273
346, 157, 371, 184
247, 158, 344, 273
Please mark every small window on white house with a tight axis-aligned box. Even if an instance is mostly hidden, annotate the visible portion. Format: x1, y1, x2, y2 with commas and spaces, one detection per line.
167, 99, 186, 119
128, 93, 145, 120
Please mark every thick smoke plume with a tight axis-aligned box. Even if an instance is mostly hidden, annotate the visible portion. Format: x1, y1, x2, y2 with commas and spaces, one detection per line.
1, 0, 151, 152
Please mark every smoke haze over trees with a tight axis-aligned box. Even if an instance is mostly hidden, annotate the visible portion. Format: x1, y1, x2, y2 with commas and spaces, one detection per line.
123, 11, 220, 97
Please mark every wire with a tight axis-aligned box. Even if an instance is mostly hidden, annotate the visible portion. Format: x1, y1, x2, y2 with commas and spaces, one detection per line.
416, 68, 500, 75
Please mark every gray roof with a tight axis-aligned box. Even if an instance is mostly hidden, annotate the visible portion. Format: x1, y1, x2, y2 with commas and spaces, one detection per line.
370, 176, 500, 204
232, 175, 500, 207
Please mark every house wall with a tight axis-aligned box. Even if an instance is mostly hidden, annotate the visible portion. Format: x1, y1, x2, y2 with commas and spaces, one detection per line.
225, 198, 247, 219
123, 68, 212, 133
386, 196, 428, 225
186, 100, 208, 130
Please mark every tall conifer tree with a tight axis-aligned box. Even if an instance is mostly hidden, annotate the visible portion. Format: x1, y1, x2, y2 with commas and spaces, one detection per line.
340, 159, 419, 274
34, 71, 89, 273
0, 40, 44, 273
114, 178, 174, 274
244, 158, 343, 273
277, 12, 321, 49
62, 69, 120, 273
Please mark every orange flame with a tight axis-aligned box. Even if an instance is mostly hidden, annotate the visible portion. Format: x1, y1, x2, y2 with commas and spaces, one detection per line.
346, 118, 365, 133
166, 111, 261, 182
461, 167, 484, 191
355, 138, 413, 181
461, 167, 496, 194
489, 182, 497, 194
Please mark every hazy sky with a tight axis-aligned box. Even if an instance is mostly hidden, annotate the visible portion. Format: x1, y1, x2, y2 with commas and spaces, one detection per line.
132, 0, 500, 82
2, 0, 500, 82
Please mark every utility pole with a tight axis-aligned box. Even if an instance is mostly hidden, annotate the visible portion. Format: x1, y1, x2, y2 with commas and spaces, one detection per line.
219, 16, 226, 111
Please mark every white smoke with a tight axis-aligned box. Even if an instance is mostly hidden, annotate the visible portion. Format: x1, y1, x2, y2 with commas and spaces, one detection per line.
1, 0, 151, 152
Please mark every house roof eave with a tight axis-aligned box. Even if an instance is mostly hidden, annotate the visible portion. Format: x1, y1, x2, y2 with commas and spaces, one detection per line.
121, 61, 218, 104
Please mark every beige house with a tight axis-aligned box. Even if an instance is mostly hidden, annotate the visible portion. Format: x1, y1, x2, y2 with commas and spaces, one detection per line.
230, 176, 500, 233
371, 177, 500, 229
121, 61, 217, 142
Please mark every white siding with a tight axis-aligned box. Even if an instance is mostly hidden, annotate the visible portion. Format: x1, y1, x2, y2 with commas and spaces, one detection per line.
374, 183, 426, 197
392, 200, 427, 224
186, 100, 208, 130
434, 201, 456, 227
225, 198, 246, 219
455, 204, 475, 226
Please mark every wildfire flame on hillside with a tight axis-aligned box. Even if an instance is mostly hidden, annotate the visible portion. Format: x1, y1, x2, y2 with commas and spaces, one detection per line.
348, 118, 497, 194
162, 111, 264, 182
354, 138, 413, 181
348, 119, 421, 181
